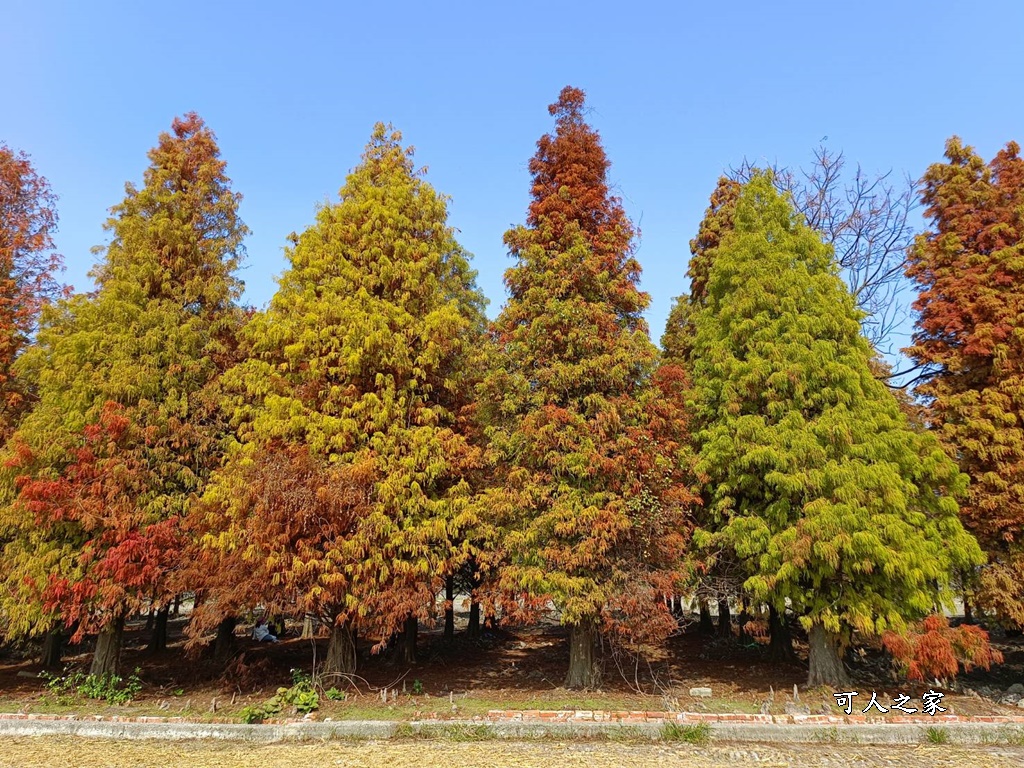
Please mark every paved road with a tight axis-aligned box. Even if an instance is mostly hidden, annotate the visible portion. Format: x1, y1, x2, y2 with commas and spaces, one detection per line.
2, 738, 1023, 767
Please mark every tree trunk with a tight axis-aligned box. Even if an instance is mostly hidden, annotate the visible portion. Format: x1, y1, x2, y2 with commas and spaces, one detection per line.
698, 600, 714, 634
671, 596, 685, 620
717, 599, 732, 637
467, 599, 481, 639
144, 609, 155, 632
40, 628, 64, 670
213, 616, 237, 661
768, 605, 796, 662
443, 576, 455, 643
322, 621, 357, 678
565, 621, 600, 689
147, 606, 170, 653
172, 594, 182, 617
737, 609, 752, 643
301, 614, 317, 639
399, 614, 417, 665
806, 622, 849, 687
90, 614, 125, 677
963, 594, 974, 625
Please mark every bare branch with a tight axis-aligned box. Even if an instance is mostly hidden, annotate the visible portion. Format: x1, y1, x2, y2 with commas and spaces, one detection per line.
730, 146, 917, 353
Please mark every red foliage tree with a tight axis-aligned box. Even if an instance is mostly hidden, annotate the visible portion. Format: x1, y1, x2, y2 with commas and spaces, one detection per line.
485, 87, 695, 688
905, 137, 1024, 624
882, 614, 1003, 683
9, 402, 178, 675
186, 446, 375, 677
0, 145, 64, 439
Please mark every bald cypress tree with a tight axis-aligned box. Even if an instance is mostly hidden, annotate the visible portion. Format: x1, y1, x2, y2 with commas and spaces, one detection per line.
661, 176, 740, 365
0, 114, 247, 676
191, 125, 487, 676
484, 87, 693, 689
0, 145, 65, 443
905, 137, 1024, 627
689, 174, 982, 687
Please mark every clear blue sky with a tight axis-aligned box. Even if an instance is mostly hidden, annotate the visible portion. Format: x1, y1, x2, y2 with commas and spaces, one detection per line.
3, 1, 1023, 351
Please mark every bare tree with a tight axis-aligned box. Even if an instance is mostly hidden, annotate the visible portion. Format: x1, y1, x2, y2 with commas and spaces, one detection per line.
733, 146, 916, 357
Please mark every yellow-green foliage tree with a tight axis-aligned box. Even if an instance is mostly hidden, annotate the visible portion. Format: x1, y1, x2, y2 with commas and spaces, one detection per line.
688, 175, 982, 687
189, 125, 487, 676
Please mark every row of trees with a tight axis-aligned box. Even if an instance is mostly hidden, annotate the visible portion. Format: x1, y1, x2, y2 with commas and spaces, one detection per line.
0, 88, 1020, 689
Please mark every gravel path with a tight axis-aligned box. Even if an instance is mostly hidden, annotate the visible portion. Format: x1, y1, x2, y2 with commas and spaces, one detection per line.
2, 738, 1023, 768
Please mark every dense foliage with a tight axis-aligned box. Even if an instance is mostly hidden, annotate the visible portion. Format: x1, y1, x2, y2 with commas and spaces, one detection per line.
905, 138, 1024, 627
482, 87, 695, 688
189, 125, 487, 676
0, 114, 247, 674
0, 93, 1014, 693
686, 175, 981, 686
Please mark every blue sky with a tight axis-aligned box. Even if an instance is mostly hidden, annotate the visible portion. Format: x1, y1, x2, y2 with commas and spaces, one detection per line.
3, 1, 1023, 354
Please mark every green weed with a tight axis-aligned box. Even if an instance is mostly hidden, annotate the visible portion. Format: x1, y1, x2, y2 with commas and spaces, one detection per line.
660, 721, 711, 744
41, 667, 143, 705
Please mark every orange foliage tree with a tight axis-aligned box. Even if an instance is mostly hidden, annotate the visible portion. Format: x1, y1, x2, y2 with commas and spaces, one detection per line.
882, 614, 1003, 683
0, 114, 247, 675
9, 403, 178, 673
905, 137, 1024, 626
189, 125, 487, 675
483, 87, 695, 689
0, 145, 64, 440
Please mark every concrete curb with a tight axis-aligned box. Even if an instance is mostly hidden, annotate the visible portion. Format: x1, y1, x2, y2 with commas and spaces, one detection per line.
1, 715, 1023, 745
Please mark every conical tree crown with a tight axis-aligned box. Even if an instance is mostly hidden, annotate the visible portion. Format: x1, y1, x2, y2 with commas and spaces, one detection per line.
203, 124, 486, 641
485, 87, 690, 645
230, 124, 485, 456
690, 174, 981, 638
0, 114, 248, 642
504, 86, 646, 330
661, 176, 741, 363
905, 136, 1024, 624
94, 113, 246, 317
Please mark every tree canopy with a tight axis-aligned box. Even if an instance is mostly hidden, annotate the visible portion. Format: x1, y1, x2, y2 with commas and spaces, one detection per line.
905, 137, 1024, 626
687, 174, 982, 686
484, 87, 694, 689
190, 124, 487, 675
0, 113, 247, 675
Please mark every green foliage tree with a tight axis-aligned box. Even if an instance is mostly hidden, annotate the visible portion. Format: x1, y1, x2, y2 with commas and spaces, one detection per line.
0, 113, 247, 675
688, 174, 982, 686
483, 87, 694, 689
189, 125, 487, 677
905, 137, 1024, 627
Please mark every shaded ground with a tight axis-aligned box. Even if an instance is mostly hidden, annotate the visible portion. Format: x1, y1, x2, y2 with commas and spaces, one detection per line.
2, 737, 1023, 768
0, 607, 1022, 722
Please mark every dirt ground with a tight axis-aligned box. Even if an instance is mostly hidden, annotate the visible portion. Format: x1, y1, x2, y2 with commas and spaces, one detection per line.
1, 737, 1022, 768
1, 608, 1022, 721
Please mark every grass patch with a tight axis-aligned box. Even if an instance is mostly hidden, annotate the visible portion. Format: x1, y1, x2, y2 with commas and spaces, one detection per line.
320, 694, 647, 721
660, 721, 711, 745
984, 726, 1024, 746
812, 726, 840, 743
925, 726, 950, 745
394, 723, 496, 741
684, 696, 761, 714
606, 726, 653, 743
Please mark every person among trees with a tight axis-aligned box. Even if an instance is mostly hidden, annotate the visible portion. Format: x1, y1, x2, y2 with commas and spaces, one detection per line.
252, 617, 278, 644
